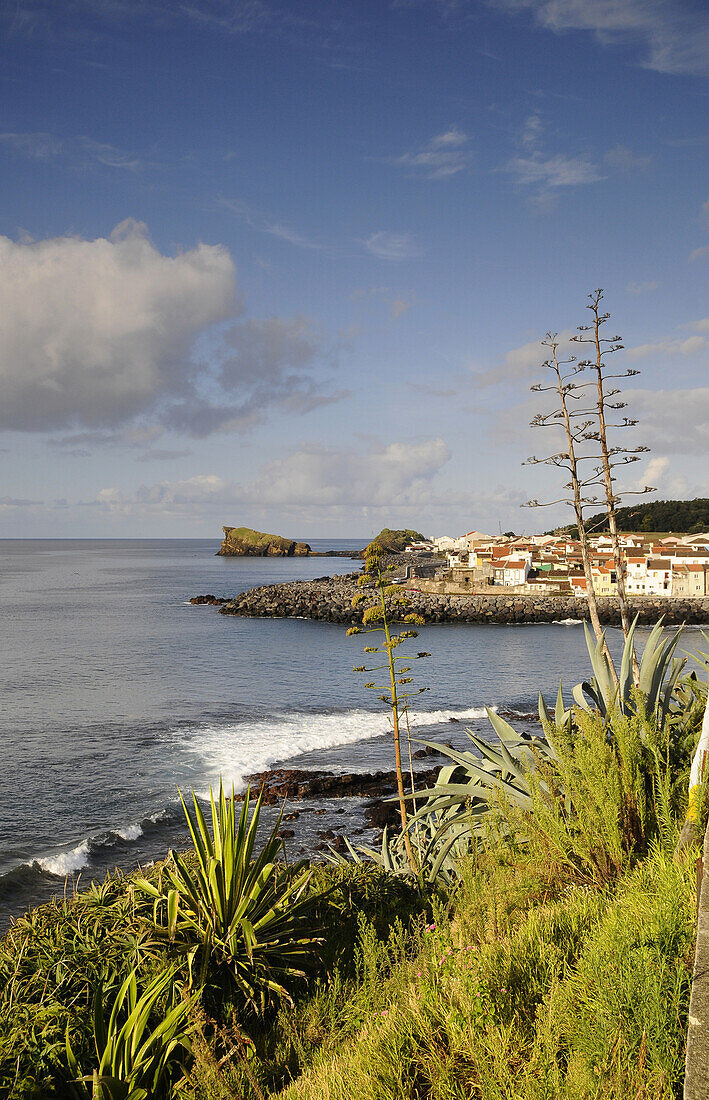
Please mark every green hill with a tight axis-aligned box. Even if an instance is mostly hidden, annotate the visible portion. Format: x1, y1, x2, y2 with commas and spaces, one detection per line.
557, 498, 709, 536
218, 527, 311, 556
364, 528, 427, 555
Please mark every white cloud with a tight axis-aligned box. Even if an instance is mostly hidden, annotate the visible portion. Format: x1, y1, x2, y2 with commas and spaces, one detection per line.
626, 280, 658, 295
631, 387, 709, 453
387, 128, 472, 179
364, 231, 422, 261
494, 0, 709, 77
0, 220, 237, 431
471, 329, 577, 387
0, 131, 143, 170
640, 455, 670, 488
521, 114, 543, 149
81, 438, 452, 518
690, 243, 709, 261
625, 335, 706, 359
0, 132, 63, 159
505, 153, 603, 188
220, 198, 324, 250
604, 144, 651, 171
0, 220, 345, 437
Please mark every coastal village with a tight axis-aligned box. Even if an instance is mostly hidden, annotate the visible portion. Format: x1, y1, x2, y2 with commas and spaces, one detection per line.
405, 529, 709, 598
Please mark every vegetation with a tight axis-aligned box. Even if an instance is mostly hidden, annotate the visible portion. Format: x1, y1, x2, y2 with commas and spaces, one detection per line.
348, 544, 428, 869
525, 290, 652, 681
559, 497, 709, 536
363, 528, 427, 555
135, 785, 323, 1013
218, 527, 311, 556
2, 619, 707, 1097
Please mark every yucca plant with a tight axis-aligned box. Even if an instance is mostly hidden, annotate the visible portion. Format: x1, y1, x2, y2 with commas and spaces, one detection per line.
65, 965, 193, 1100
135, 783, 322, 1012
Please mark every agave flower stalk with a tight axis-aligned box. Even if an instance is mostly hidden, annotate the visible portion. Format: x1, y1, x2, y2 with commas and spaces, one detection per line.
348, 547, 429, 874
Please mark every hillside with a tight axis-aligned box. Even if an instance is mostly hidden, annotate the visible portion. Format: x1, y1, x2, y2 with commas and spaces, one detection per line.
364, 528, 427, 555
557, 498, 709, 536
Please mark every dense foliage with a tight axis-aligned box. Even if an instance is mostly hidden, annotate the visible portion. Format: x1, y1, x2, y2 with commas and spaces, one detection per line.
557, 496, 709, 535
363, 528, 427, 555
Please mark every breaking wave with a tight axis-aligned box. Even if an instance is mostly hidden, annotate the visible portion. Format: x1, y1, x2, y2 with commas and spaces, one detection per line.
172, 706, 491, 795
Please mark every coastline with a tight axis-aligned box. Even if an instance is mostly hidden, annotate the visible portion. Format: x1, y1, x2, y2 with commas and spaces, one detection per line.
197, 571, 709, 625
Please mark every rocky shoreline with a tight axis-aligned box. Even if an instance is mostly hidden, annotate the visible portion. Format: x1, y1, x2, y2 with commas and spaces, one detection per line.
192, 572, 709, 625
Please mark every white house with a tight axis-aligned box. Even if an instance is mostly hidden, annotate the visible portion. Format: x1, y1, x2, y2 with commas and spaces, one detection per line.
433, 535, 464, 553
500, 558, 530, 586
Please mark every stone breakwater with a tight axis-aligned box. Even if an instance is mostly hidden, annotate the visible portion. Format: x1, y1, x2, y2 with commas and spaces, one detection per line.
213, 574, 709, 625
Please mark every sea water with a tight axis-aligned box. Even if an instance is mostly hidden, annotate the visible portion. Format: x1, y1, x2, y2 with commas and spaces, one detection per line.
0, 538, 695, 923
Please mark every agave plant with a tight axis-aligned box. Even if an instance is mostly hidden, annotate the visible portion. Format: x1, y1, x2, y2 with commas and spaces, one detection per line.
408, 707, 558, 836
328, 813, 472, 888
572, 616, 685, 728
65, 965, 193, 1099
329, 710, 558, 885
136, 783, 322, 1012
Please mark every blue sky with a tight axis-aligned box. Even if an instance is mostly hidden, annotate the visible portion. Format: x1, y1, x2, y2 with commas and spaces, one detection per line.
1, 0, 707, 538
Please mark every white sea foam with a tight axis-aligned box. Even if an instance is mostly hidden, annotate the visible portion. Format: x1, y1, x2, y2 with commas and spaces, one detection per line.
173, 706, 490, 795
38, 840, 91, 877
115, 823, 143, 841
552, 618, 584, 626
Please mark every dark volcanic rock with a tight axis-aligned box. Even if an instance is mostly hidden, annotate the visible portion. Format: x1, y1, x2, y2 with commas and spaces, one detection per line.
214, 570, 709, 626
243, 765, 441, 804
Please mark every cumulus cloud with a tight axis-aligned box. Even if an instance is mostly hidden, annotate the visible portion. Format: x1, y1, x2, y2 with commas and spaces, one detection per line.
631, 387, 709, 453
493, 0, 709, 77
79, 438, 452, 519
625, 334, 706, 359
0, 220, 236, 431
364, 231, 422, 261
471, 329, 577, 387
0, 220, 345, 437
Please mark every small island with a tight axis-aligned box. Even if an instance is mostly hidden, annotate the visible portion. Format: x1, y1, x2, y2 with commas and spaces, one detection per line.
216, 526, 429, 558
217, 526, 312, 557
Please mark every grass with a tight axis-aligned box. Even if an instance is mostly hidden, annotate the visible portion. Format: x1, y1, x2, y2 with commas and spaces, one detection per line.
182, 843, 696, 1100
0, 704, 702, 1098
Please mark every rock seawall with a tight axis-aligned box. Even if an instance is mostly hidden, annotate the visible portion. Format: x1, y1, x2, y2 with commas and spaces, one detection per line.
217, 575, 709, 625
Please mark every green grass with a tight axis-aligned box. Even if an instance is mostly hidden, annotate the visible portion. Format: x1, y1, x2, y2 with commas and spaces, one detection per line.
181, 844, 695, 1100
0, 702, 701, 1099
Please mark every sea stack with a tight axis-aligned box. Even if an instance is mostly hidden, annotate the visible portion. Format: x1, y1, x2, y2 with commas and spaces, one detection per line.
217, 526, 312, 557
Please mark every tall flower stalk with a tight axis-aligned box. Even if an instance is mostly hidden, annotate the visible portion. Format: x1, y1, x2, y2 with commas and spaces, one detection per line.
348, 546, 428, 872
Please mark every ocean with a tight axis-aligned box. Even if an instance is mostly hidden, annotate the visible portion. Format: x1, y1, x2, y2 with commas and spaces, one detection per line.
0, 538, 696, 925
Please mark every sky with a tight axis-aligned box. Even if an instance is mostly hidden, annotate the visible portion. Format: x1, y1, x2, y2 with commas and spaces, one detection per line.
0, 0, 707, 540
